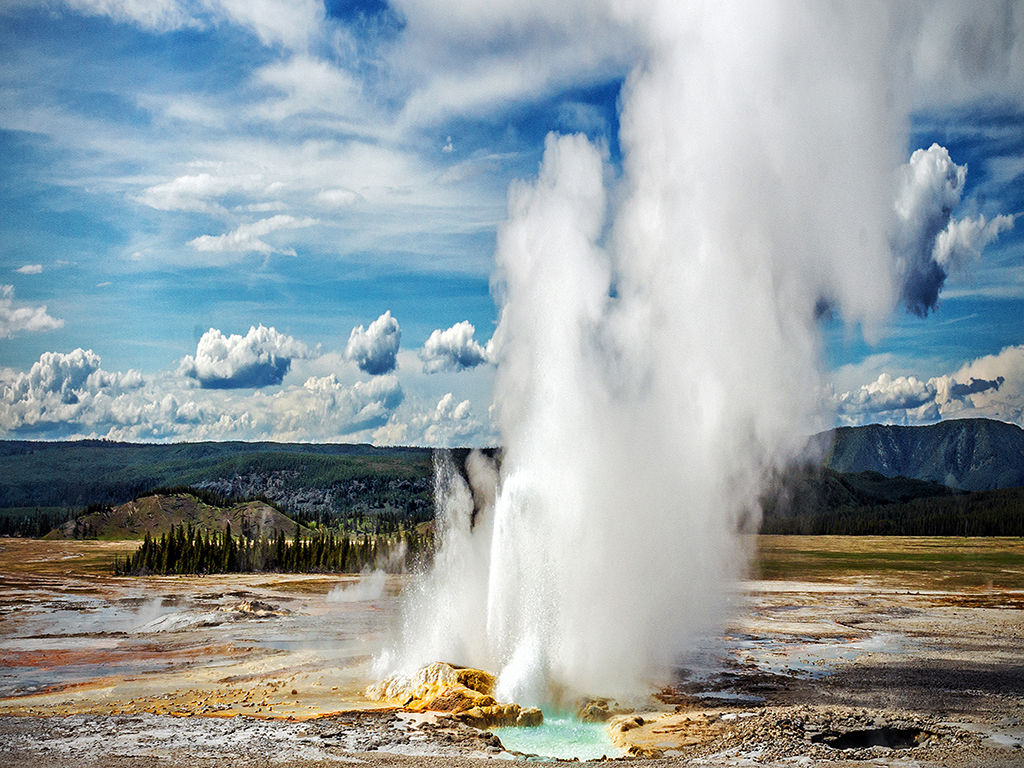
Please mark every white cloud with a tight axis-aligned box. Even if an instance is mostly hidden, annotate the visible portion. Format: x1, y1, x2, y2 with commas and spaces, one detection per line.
188, 214, 316, 255
315, 188, 361, 208
0, 348, 143, 435
406, 391, 482, 446
345, 311, 401, 375
419, 320, 491, 373
58, 0, 324, 50
272, 373, 404, 439
137, 172, 272, 213
0, 285, 63, 338
892, 143, 967, 315
390, 0, 637, 128
893, 143, 1013, 315
932, 212, 1016, 271
15, 264, 42, 274
936, 345, 1024, 425
836, 373, 939, 423
0, 348, 408, 442
250, 55, 364, 125
178, 324, 310, 389
60, 0, 195, 32
212, 0, 324, 51
834, 345, 1024, 426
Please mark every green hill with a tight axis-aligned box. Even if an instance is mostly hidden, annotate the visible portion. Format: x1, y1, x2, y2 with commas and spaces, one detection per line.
49, 493, 310, 541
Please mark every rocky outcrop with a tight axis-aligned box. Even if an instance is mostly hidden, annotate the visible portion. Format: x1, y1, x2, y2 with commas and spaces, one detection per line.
576, 696, 631, 722
367, 662, 542, 729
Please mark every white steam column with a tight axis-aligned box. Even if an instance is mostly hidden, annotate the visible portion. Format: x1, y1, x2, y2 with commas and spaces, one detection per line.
385, 1, 1015, 706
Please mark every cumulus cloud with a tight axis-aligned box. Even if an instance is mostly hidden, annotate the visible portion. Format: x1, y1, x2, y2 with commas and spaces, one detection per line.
948, 376, 1005, 398
835, 345, 1024, 426
836, 373, 940, 423
15, 264, 42, 274
0, 285, 63, 338
893, 144, 1014, 316
0, 347, 408, 441
277, 373, 405, 437
344, 311, 401, 375
408, 392, 482, 446
188, 215, 316, 255
0, 348, 143, 435
179, 324, 310, 389
419, 321, 491, 373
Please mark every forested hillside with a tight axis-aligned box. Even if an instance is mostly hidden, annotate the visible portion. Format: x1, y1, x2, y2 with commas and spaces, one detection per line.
2, 419, 1022, 539
0, 440, 440, 535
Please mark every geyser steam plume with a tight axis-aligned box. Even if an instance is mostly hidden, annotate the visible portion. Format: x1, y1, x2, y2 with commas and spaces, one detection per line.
387, 3, 1011, 704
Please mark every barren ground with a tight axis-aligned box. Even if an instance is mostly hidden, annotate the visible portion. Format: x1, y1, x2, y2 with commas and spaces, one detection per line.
1, 536, 1022, 767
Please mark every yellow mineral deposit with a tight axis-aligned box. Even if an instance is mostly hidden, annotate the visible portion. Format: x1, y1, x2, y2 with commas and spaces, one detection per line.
366, 661, 543, 728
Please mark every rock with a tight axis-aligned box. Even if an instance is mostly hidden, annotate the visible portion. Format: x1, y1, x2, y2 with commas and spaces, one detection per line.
628, 745, 664, 758
516, 707, 543, 727
366, 661, 460, 705
455, 707, 486, 729
425, 688, 495, 713
455, 667, 496, 696
618, 716, 645, 732
577, 697, 628, 723
220, 599, 287, 616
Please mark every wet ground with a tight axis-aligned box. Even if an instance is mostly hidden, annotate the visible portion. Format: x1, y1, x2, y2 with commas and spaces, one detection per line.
1, 536, 1022, 766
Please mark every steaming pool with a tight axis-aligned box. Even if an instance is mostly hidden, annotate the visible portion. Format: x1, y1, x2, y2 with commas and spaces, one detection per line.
492, 713, 623, 760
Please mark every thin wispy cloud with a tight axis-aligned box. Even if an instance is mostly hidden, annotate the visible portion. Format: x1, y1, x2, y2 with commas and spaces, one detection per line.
188, 215, 317, 256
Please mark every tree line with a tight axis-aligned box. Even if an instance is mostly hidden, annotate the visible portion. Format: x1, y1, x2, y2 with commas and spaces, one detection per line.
760, 486, 1024, 535
113, 522, 433, 576
0, 507, 76, 537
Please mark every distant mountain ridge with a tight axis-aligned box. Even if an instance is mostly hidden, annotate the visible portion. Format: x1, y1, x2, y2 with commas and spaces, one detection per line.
823, 418, 1024, 491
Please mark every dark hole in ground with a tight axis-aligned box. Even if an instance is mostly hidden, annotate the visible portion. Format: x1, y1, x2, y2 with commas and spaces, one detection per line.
811, 727, 925, 749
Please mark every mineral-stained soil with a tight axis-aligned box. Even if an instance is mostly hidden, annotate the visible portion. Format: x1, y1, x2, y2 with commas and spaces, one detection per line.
1, 536, 1022, 767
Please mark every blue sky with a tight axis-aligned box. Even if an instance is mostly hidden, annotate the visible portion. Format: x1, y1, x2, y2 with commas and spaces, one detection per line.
0, 1, 1022, 444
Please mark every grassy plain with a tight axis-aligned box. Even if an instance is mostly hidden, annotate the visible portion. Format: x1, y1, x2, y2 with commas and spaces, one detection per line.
755, 534, 1024, 589
4, 534, 1022, 587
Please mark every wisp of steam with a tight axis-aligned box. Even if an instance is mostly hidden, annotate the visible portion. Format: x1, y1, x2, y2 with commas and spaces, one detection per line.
383, 2, 1018, 705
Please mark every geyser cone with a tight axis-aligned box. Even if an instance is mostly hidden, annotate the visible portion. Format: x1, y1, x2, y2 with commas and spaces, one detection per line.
387, 2, 932, 706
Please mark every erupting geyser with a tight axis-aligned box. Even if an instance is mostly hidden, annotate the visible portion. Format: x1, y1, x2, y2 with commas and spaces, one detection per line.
381, 1, 1017, 707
